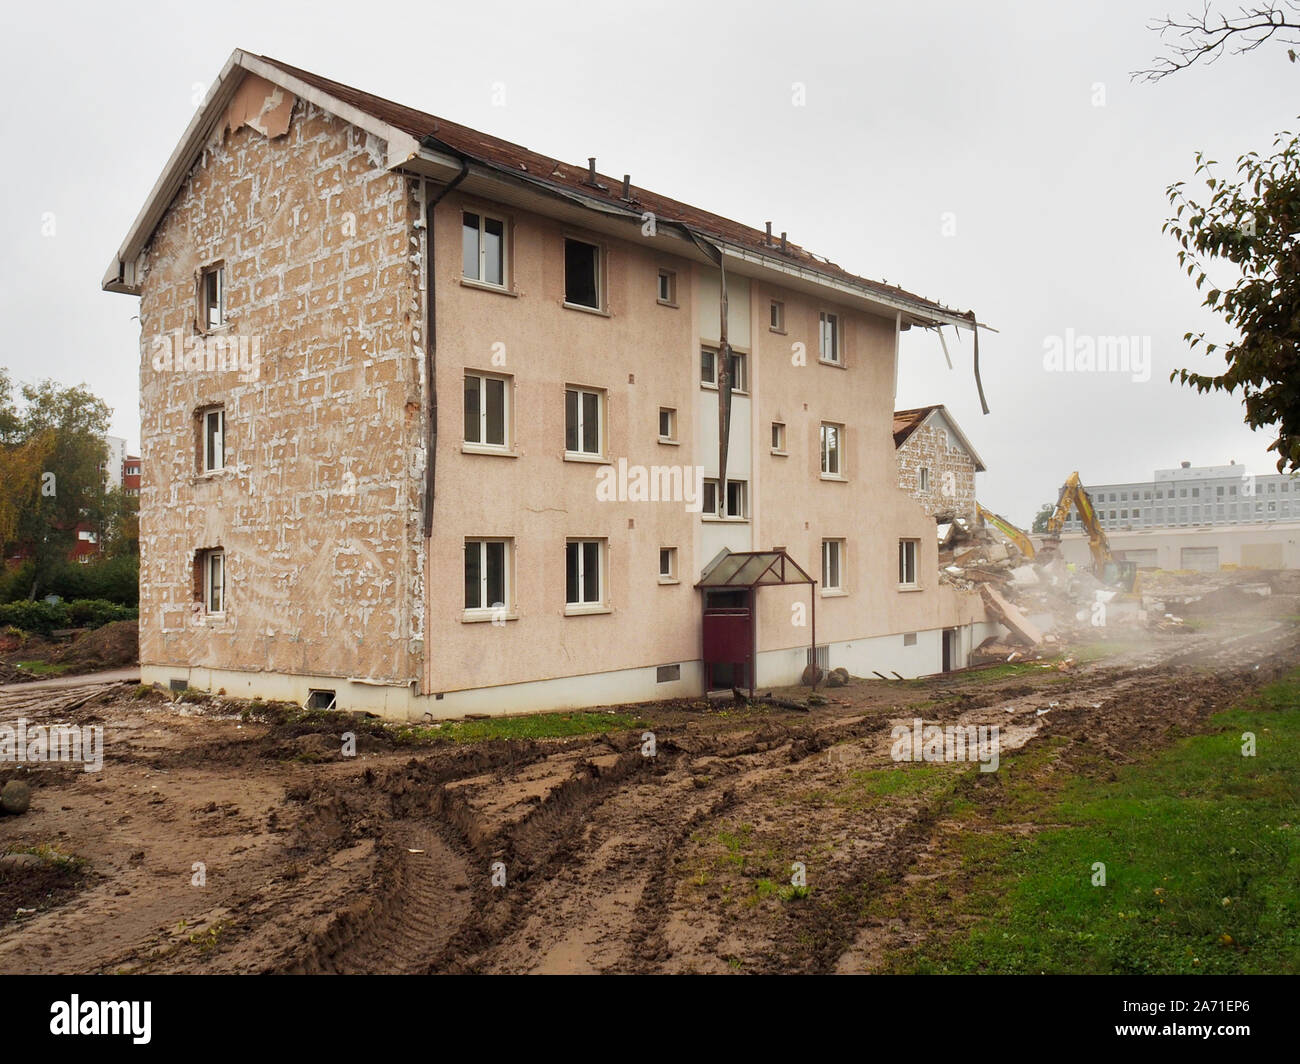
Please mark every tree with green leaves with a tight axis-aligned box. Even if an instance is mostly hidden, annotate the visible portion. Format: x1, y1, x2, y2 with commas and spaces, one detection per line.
1163, 129, 1300, 473
1031, 503, 1055, 534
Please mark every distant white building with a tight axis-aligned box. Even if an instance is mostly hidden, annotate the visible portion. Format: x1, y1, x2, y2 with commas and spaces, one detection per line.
1057, 460, 1300, 571
103, 435, 128, 490
1062, 460, 1299, 533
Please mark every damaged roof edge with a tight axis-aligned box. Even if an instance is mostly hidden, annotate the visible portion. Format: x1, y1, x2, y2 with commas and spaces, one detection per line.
102, 48, 422, 295
414, 141, 978, 330
102, 48, 985, 333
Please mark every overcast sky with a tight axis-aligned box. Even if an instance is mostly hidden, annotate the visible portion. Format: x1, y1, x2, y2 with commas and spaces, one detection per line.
1, 0, 1293, 525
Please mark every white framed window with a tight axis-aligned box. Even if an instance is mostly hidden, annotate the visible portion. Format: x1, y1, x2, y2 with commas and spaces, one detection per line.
701, 346, 717, 386
564, 238, 602, 309
700, 346, 747, 391
464, 539, 510, 614
729, 351, 748, 393
462, 211, 507, 287
770, 300, 785, 332
820, 422, 843, 476
202, 407, 225, 473
703, 478, 747, 519
898, 539, 919, 587
199, 264, 225, 330
919, 466, 930, 491
565, 386, 604, 457
566, 539, 604, 607
822, 539, 844, 591
659, 546, 678, 582
819, 311, 840, 364
203, 549, 225, 614
657, 269, 677, 306
771, 422, 787, 454
658, 407, 677, 442
464, 372, 510, 449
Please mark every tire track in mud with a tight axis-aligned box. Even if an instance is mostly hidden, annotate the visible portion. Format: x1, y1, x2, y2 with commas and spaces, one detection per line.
226, 620, 1300, 974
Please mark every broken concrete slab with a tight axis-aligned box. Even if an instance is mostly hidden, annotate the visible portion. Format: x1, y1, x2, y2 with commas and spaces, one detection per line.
979, 584, 1045, 646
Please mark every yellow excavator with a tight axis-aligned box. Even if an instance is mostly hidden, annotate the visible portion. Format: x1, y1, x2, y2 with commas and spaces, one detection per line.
1039, 471, 1137, 591
975, 503, 1036, 560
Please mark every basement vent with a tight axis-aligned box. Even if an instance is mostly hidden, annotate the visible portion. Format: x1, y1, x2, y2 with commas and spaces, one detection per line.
806, 645, 829, 670
656, 664, 681, 683
306, 689, 337, 711
903, 633, 918, 647
169, 679, 188, 693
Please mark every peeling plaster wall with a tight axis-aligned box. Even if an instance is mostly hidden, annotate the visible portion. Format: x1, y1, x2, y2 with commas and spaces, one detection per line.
136, 98, 425, 686
896, 416, 978, 523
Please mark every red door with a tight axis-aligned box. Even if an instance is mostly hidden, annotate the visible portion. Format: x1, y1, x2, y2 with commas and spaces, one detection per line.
702, 590, 753, 692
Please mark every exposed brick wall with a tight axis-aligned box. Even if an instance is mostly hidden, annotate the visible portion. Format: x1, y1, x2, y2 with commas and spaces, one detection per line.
136, 100, 425, 684
896, 418, 977, 523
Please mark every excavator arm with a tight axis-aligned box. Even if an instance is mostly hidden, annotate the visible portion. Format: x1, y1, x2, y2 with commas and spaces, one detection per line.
975, 502, 1036, 560
1041, 472, 1136, 589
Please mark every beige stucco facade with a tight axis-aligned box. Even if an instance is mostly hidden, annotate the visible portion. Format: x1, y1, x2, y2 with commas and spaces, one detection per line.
113, 54, 993, 718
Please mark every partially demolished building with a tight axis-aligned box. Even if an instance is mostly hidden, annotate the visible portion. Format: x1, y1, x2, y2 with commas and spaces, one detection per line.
104, 50, 997, 717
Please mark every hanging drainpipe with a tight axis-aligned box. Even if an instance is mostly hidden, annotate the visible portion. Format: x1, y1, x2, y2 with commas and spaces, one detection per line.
422, 157, 470, 538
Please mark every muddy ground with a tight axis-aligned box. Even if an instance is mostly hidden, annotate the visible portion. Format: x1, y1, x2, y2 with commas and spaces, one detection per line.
0, 596, 1296, 975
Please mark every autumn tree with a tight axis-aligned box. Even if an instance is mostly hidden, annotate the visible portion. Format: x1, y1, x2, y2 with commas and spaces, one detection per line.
0, 371, 113, 598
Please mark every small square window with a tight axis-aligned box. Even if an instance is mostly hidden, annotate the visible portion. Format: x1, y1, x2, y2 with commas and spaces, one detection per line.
659, 407, 677, 442
199, 264, 225, 331
657, 269, 676, 305
903, 632, 917, 647
771, 422, 787, 453
659, 546, 677, 581
770, 300, 785, 331
564, 238, 601, 309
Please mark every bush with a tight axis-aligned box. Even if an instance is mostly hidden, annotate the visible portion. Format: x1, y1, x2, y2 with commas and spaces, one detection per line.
44, 556, 139, 607
0, 599, 137, 635
66, 599, 137, 628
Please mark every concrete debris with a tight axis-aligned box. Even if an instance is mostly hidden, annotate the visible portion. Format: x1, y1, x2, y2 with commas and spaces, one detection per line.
979, 584, 1044, 647
940, 515, 1292, 649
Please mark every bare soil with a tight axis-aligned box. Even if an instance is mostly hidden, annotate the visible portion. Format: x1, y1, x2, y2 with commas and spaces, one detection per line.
0, 597, 1295, 974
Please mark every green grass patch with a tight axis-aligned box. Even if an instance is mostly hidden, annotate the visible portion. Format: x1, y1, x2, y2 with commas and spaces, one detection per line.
884, 671, 1300, 974
394, 710, 646, 745
13, 661, 73, 677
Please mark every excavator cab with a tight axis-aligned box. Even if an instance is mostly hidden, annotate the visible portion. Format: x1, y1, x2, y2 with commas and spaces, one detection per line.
1101, 559, 1138, 592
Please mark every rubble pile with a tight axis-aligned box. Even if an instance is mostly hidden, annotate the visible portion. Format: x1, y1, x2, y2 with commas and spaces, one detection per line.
938, 519, 1208, 665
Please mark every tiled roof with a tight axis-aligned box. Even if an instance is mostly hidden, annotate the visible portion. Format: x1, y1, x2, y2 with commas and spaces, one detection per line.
258, 54, 970, 324
892, 405, 942, 448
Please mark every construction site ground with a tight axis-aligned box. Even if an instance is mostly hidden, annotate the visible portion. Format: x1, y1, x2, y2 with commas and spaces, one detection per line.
1, 585, 1296, 974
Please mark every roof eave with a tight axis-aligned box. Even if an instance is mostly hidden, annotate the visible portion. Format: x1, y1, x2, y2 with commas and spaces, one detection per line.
102, 48, 422, 296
